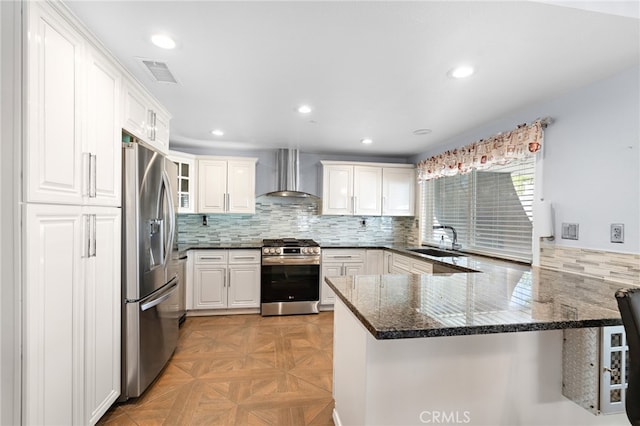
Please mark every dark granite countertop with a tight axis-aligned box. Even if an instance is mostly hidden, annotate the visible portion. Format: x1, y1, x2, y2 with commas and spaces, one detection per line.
178, 242, 262, 251
325, 256, 632, 339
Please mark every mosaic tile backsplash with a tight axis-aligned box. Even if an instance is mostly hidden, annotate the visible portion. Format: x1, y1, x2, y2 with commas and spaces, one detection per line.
540, 243, 640, 287
178, 196, 419, 246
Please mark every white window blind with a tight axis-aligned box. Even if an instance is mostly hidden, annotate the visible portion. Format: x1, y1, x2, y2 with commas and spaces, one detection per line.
421, 157, 535, 262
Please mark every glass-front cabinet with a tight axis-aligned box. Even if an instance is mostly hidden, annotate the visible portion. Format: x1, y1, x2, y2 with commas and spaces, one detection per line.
168, 151, 196, 213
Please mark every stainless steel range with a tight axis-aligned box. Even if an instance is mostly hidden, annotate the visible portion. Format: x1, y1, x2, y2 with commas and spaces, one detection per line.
261, 238, 321, 316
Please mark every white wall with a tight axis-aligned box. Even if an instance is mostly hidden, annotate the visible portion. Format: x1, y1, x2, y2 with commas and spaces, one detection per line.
410, 66, 640, 254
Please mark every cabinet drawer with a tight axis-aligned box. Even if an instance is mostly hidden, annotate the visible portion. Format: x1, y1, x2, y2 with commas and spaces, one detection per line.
411, 260, 433, 274
194, 250, 227, 264
392, 253, 412, 270
228, 249, 260, 264
322, 249, 366, 263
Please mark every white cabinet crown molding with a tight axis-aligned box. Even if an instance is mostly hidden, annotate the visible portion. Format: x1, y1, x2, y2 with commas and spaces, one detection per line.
320, 160, 414, 169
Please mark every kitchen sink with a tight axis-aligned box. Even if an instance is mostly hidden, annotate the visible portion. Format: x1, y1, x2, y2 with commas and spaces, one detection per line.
409, 248, 466, 257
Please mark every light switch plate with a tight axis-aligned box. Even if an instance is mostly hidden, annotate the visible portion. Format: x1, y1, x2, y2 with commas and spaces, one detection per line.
561, 223, 579, 240
611, 224, 624, 243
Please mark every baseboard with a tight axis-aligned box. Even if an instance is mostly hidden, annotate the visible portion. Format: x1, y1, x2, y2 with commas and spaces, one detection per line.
333, 408, 342, 426
186, 308, 260, 317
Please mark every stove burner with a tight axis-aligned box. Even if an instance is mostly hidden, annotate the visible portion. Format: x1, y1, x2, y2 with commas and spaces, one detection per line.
262, 238, 319, 248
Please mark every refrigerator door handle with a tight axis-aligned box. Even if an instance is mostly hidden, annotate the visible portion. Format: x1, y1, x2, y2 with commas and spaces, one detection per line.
140, 276, 179, 311
160, 171, 176, 268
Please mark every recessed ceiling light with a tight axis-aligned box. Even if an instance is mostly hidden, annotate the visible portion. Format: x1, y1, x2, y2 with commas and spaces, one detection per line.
361, 138, 373, 145
211, 129, 224, 136
413, 128, 432, 135
448, 65, 474, 79
151, 34, 176, 49
297, 105, 312, 114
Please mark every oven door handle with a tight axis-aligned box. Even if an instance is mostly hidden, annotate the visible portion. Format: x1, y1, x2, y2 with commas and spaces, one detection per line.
262, 256, 320, 266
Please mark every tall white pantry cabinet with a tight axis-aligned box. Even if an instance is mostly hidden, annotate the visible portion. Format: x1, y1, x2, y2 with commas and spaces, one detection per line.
22, 2, 122, 425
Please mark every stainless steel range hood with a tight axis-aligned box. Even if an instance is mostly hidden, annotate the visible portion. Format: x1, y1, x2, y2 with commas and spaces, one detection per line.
264, 149, 318, 198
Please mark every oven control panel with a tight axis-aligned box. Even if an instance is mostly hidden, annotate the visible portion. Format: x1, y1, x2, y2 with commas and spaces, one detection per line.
262, 247, 321, 256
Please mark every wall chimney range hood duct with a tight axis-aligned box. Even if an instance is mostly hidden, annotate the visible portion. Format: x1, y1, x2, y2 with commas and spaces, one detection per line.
264, 149, 317, 198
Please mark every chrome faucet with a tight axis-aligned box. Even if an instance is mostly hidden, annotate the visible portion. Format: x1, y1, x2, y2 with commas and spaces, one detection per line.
432, 225, 462, 251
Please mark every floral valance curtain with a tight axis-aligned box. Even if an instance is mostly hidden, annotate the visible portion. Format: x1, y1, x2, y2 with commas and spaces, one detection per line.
417, 119, 545, 181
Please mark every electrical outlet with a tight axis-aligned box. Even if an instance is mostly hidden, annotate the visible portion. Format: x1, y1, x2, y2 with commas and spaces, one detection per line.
561, 223, 579, 240
611, 224, 624, 243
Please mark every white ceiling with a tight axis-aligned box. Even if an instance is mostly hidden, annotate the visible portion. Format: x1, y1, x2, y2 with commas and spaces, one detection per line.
65, 1, 639, 157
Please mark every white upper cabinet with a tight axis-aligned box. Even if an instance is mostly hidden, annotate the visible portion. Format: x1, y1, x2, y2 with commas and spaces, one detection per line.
382, 167, 415, 216
26, 3, 121, 207
197, 157, 257, 214
26, 3, 84, 205
353, 166, 382, 216
198, 159, 227, 213
168, 151, 196, 213
321, 161, 415, 216
227, 160, 257, 214
122, 79, 171, 154
86, 47, 122, 206
122, 83, 147, 140
321, 163, 354, 215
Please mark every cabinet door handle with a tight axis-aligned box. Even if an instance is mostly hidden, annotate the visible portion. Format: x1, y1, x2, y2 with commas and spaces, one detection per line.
147, 109, 156, 140
200, 256, 223, 260
147, 110, 153, 139
89, 154, 97, 198
83, 153, 92, 197
84, 214, 91, 258
226, 193, 231, 212
332, 255, 353, 259
90, 214, 97, 257
383, 195, 387, 213
84, 214, 97, 258
233, 256, 256, 260
227, 270, 231, 287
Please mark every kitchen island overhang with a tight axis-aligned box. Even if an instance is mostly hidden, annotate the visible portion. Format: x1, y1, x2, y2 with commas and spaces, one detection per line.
326, 267, 625, 341
326, 265, 632, 426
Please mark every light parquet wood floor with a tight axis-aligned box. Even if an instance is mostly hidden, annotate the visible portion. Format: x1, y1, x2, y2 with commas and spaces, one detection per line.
99, 312, 335, 426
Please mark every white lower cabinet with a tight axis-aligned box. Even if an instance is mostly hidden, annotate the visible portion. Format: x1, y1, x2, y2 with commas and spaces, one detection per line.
365, 249, 384, 274
563, 326, 629, 415
321, 249, 366, 305
390, 252, 434, 274
383, 251, 393, 274
23, 204, 121, 425
191, 250, 260, 310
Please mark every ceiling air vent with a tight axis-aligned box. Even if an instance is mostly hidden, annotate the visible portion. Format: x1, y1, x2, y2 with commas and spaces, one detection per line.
140, 59, 178, 84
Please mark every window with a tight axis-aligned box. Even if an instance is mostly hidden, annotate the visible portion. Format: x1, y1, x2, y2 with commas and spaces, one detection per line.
420, 157, 535, 262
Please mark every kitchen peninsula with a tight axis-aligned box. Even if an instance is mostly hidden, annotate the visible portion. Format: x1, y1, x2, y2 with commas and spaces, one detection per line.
326, 251, 631, 426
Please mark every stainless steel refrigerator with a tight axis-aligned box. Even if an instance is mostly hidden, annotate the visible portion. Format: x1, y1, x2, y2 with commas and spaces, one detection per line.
121, 141, 180, 400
